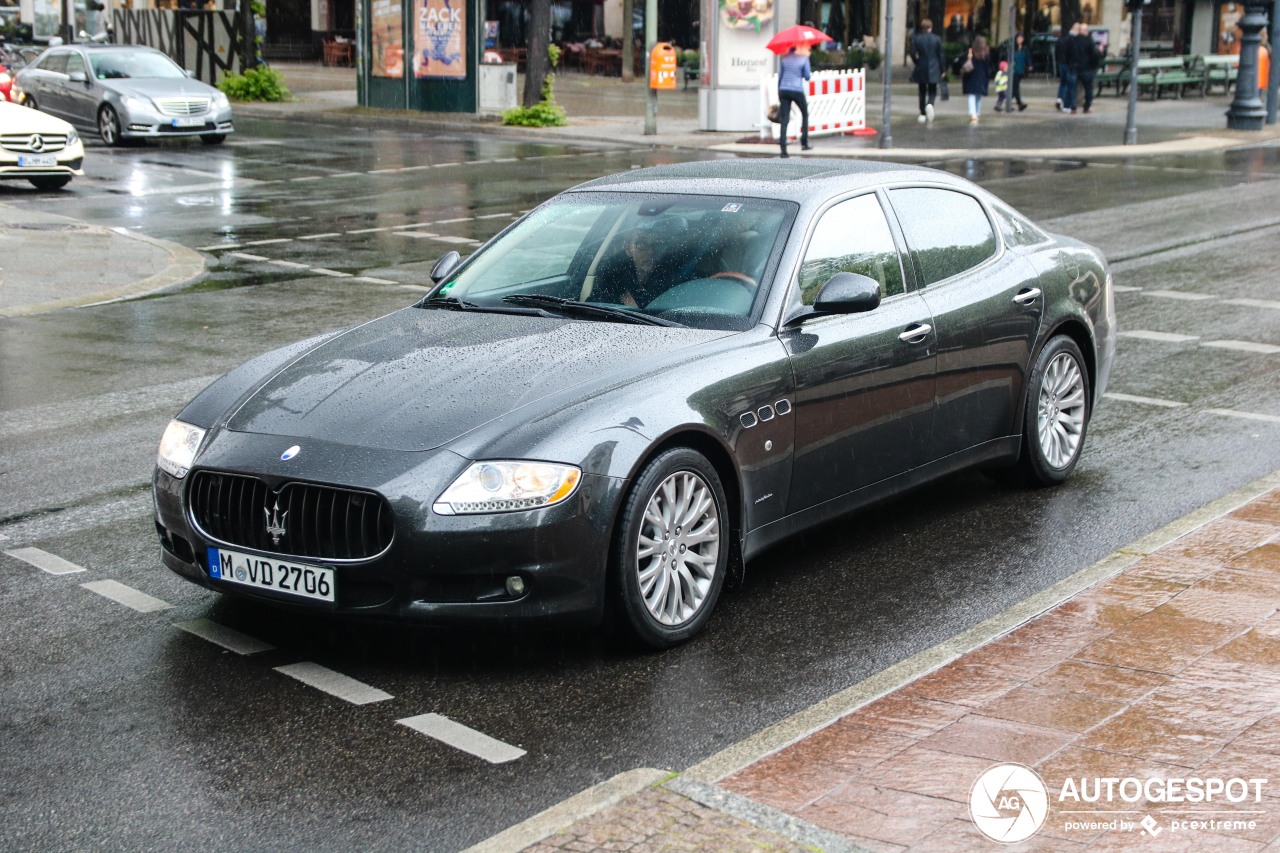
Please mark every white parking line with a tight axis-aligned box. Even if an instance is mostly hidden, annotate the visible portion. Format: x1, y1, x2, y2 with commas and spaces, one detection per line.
347, 227, 392, 234
393, 222, 437, 230
1202, 340, 1280, 354
331, 172, 363, 179
433, 236, 481, 245
1141, 290, 1216, 301
399, 165, 433, 172
275, 662, 393, 705
1103, 392, 1187, 408
356, 276, 402, 285
4, 547, 86, 575
1205, 408, 1280, 424
298, 233, 342, 241
476, 213, 515, 220
393, 232, 441, 239
436, 217, 474, 224
196, 243, 242, 252
397, 713, 526, 763
368, 168, 402, 175
81, 580, 172, 613
269, 260, 311, 269
173, 619, 274, 655
310, 268, 353, 277
1224, 298, 1280, 310
398, 284, 432, 291
242, 238, 293, 246
1118, 330, 1201, 343
433, 162, 461, 168
228, 252, 269, 262
291, 176, 324, 182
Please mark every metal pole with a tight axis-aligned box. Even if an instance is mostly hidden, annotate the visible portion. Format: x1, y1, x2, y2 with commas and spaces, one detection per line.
879, 0, 892, 147
1227, 0, 1268, 129
1268, 0, 1279, 124
1005, 0, 1016, 111
644, 0, 658, 134
1123, 4, 1142, 144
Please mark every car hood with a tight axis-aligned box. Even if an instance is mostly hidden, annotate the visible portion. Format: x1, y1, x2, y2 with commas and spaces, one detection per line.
104, 77, 218, 100
225, 307, 729, 452
0, 99, 75, 133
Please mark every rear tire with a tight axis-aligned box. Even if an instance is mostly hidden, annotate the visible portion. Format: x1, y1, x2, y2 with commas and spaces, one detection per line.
611, 448, 729, 649
98, 105, 122, 147
29, 175, 71, 190
1019, 335, 1091, 485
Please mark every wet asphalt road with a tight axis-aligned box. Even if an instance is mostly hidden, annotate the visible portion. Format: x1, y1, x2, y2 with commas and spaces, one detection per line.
1, 119, 1279, 851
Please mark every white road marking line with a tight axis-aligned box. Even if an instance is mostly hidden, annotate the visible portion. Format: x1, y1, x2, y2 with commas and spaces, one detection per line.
242, 238, 293, 246
1118, 330, 1201, 343
476, 213, 515, 220
398, 284, 432, 291
1141, 290, 1216, 301
1103, 392, 1188, 408
310, 268, 353, 277
1224, 298, 1280, 310
228, 252, 269, 261
393, 222, 437, 230
347, 226, 392, 234
433, 236, 481, 244
1205, 408, 1280, 424
433, 162, 460, 168
436, 217, 474, 223
356, 276, 402, 285
174, 618, 274, 655
490, 157, 518, 163
196, 243, 242, 251
5, 547, 86, 575
399, 165, 433, 172
397, 713, 526, 763
368, 168, 401, 174
331, 172, 363, 178
275, 662, 393, 705
269, 260, 311, 269
81, 580, 172, 613
298, 233, 342, 240
394, 232, 441, 239
291, 176, 324, 182
1202, 340, 1280, 354
1112, 285, 1143, 292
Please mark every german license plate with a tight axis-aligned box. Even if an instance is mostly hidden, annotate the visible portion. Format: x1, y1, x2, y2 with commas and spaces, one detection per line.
18, 155, 56, 167
171, 116, 206, 127
206, 546, 335, 602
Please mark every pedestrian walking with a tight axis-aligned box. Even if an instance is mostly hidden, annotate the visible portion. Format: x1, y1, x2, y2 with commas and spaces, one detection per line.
1072, 22, 1100, 113
962, 35, 992, 123
1010, 32, 1029, 110
776, 45, 812, 158
994, 61, 1010, 110
909, 18, 945, 124
1055, 28, 1075, 111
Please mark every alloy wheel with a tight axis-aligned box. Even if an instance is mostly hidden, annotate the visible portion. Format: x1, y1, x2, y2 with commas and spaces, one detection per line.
635, 470, 720, 627
1036, 351, 1086, 469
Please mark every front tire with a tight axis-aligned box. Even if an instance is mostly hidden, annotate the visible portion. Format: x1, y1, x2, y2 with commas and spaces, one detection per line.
1020, 335, 1091, 485
29, 175, 71, 190
98, 105, 122, 147
612, 448, 729, 649
201, 133, 226, 145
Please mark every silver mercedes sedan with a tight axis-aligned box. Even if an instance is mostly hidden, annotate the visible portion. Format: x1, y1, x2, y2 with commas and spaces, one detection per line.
13, 43, 234, 146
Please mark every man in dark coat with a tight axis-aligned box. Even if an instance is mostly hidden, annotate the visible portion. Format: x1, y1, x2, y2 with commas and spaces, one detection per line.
1072, 22, 1101, 113
910, 18, 945, 123
1055, 26, 1075, 111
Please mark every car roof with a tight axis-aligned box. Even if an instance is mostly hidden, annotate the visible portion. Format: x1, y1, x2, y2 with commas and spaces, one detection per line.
568, 158, 967, 202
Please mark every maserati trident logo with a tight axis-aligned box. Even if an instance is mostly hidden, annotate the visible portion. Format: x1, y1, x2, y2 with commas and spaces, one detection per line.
264, 498, 288, 546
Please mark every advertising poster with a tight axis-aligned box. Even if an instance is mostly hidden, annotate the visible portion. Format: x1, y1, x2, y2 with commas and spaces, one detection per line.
371, 0, 404, 77
414, 0, 467, 79
715, 15, 775, 87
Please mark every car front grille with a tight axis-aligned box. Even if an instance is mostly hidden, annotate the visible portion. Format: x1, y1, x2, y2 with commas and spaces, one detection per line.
189, 471, 394, 561
155, 97, 212, 116
0, 133, 69, 153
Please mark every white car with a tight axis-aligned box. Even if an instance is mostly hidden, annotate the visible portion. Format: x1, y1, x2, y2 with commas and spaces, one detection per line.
0, 100, 84, 190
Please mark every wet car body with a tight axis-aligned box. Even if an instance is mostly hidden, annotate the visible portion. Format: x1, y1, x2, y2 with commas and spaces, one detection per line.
13, 43, 233, 146
153, 160, 1116, 647
0, 100, 85, 189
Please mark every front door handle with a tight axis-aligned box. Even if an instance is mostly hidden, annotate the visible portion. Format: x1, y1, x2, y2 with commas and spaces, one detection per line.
899, 323, 932, 344
1014, 287, 1042, 305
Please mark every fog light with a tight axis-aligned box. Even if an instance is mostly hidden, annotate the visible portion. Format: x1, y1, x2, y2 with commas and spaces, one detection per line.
505, 576, 526, 597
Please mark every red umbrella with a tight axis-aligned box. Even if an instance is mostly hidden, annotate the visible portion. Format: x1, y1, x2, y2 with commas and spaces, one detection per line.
766, 25, 833, 55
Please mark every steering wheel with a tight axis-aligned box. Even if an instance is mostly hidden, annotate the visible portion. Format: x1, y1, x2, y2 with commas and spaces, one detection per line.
710, 271, 757, 292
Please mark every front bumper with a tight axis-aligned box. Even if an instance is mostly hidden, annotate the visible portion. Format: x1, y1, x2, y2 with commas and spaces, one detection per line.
153, 434, 625, 626
0, 159, 84, 180
120, 103, 234, 139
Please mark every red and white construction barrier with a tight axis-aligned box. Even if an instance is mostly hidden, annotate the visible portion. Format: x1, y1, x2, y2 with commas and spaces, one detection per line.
760, 69, 866, 140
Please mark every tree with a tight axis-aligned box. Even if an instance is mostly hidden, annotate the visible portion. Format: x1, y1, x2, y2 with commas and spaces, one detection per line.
523, 0, 552, 107
622, 0, 636, 82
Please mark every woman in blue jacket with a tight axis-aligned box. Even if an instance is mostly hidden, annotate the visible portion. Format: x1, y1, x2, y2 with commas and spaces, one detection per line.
777, 46, 813, 157
961, 35, 992, 123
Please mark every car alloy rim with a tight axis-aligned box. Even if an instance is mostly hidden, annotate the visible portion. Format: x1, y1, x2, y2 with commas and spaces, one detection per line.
636, 470, 720, 627
1037, 352, 1086, 469
100, 112, 115, 144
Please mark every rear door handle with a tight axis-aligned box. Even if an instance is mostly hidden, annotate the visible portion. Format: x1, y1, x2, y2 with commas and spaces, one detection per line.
899, 323, 932, 344
1014, 287, 1042, 305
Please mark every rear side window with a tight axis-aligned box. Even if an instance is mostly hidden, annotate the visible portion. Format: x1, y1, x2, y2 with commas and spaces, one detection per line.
993, 203, 1049, 248
889, 188, 998, 285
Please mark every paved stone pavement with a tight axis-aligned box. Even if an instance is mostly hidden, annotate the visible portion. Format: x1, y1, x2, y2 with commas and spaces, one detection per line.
475, 478, 1280, 852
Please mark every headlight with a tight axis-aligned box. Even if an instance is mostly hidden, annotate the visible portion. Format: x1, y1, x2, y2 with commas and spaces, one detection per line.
157, 419, 206, 479
213, 91, 230, 107
433, 461, 581, 515
66, 128, 79, 145
122, 95, 150, 111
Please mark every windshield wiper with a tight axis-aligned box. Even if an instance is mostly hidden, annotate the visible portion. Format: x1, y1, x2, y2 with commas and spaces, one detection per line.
501, 294, 682, 327
419, 295, 480, 310
418, 294, 556, 318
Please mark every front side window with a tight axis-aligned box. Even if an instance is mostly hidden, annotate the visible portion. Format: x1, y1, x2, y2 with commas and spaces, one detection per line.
797, 193, 905, 305
64, 53, 86, 78
890, 188, 998, 285
38, 52, 69, 75
434, 193, 796, 331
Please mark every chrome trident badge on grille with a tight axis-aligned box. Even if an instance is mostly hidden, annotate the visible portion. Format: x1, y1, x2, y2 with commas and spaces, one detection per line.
264, 498, 288, 546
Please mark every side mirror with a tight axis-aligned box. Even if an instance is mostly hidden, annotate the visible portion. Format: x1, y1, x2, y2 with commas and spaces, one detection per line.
812, 272, 882, 314
430, 250, 461, 283
185, 69, 195, 78
68, 71, 87, 83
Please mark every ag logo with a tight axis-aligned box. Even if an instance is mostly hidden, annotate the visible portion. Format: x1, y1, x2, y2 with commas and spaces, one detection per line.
969, 763, 1049, 843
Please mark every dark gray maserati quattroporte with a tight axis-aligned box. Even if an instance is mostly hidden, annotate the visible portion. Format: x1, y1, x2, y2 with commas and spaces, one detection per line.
154, 160, 1116, 648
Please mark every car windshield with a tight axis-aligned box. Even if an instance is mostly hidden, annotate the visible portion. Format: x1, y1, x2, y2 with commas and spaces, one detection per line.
90, 50, 186, 80
430, 192, 797, 331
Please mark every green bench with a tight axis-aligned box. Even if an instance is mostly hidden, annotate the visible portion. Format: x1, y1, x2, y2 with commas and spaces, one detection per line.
1094, 57, 1130, 96
1132, 56, 1206, 99
1203, 53, 1239, 94
683, 62, 700, 90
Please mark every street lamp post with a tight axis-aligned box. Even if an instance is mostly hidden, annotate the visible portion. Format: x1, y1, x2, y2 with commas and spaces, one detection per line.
1266, 0, 1279, 124
1226, 1, 1268, 129
1123, 1, 1144, 144
879, 0, 892, 148
1005, 0, 1016, 112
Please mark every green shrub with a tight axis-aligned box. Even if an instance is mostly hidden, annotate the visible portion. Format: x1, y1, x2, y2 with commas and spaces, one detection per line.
218, 66, 290, 102
501, 100, 568, 126
845, 45, 883, 70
